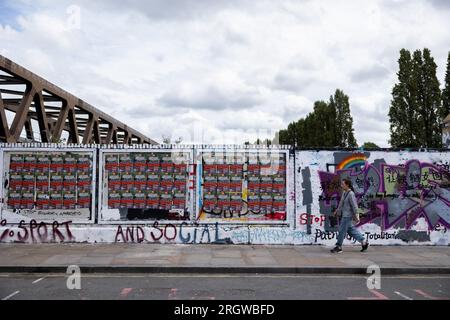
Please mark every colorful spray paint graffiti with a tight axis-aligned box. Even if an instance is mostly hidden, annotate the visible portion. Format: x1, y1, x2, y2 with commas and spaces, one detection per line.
318, 152, 450, 231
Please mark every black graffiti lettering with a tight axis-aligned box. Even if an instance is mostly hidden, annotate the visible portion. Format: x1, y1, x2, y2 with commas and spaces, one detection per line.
164, 224, 177, 241
214, 222, 228, 243
1, 220, 73, 243
52, 221, 65, 242
314, 229, 337, 242
117, 226, 145, 243
365, 232, 398, 241
200, 224, 211, 243
179, 222, 191, 243
150, 221, 164, 241
126, 227, 135, 242
193, 226, 198, 244
433, 224, 448, 233
223, 210, 233, 219
314, 229, 323, 242
29, 220, 38, 243
61, 221, 73, 240
37, 222, 48, 242
114, 225, 125, 242
1, 219, 10, 241
115, 225, 141, 243
136, 226, 145, 243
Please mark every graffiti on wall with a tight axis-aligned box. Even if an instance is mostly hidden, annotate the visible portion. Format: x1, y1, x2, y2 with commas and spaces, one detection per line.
114, 222, 232, 244
0, 219, 74, 243
0, 146, 449, 245
318, 152, 450, 231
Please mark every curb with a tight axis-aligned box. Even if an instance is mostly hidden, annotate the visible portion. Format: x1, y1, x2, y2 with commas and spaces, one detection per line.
1, 266, 450, 275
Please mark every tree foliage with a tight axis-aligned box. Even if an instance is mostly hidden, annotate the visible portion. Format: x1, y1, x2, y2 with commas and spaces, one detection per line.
361, 142, 379, 149
277, 89, 357, 147
442, 52, 450, 120
389, 48, 444, 148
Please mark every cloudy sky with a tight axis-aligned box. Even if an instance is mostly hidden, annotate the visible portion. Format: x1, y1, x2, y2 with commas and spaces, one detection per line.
1, 0, 449, 146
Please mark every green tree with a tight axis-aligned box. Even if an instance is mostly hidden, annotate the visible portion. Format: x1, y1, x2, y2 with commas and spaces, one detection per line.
389, 49, 419, 148
287, 122, 299, 146
275, 89, 357, 147
330, 89, 356, 147
389, 48, 443, 148
276, 130, 287, 145
307, 100, 336, 147
417, 48, 442, 147
361, 142, 379, 148
295, 118, 306, 146
442, 52, 450, 119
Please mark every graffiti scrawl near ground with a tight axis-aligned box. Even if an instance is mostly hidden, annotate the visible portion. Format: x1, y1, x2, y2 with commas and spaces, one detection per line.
114, 222, 232, 244
0, 219, 74, 243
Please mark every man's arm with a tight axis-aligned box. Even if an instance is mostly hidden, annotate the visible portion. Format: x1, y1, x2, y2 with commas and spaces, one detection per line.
349, 192, 359, 220
334, 192, 344, 216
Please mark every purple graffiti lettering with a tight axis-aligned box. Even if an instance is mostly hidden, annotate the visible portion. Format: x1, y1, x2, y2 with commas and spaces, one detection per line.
318, 158, 450, 231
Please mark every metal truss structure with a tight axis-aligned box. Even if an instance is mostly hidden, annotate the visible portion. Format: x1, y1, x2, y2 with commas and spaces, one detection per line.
0, 55, 157, 145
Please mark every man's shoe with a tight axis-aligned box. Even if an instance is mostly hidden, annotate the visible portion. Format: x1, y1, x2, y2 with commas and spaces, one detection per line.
361, 241, 369, 252
330, 246, 343, 253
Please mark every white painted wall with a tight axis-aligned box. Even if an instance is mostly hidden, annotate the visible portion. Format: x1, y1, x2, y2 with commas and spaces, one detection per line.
1, 146, 449, 245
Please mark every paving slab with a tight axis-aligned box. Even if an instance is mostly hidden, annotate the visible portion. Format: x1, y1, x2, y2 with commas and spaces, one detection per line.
0, 243, 449, 274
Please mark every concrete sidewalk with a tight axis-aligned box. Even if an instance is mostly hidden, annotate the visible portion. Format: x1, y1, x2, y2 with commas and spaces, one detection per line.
1, 244, 450, 274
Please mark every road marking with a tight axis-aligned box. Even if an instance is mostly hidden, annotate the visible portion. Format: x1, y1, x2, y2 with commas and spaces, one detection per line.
348, 289, 389, 300
120, 288, 133, 298
414, 289, 445, 300
2, 291, 20, 300
32, 277, 45, 284
395, 291, 413, 300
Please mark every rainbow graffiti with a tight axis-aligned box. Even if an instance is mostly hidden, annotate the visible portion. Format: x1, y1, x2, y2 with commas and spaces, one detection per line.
337, 154, 367, 170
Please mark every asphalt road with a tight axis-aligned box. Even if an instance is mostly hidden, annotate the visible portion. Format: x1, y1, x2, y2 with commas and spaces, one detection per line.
0, 273, 449, 300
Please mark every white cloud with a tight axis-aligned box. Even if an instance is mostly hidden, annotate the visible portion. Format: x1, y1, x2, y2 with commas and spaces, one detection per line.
1, 0, 449, 147
157, 70, 263, 110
